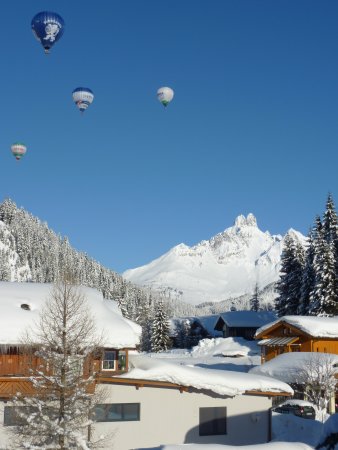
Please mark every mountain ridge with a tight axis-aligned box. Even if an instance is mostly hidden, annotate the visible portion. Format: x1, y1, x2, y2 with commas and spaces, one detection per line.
123, 214, 306, 306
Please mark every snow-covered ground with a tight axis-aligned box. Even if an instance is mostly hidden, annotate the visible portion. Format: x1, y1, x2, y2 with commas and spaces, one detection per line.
144, 337, 261, 373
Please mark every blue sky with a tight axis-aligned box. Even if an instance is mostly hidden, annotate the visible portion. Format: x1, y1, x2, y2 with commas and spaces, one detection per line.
1, 0, 338, 273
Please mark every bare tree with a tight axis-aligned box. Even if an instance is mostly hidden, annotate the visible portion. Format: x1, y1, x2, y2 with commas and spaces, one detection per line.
295, 353, 337, 420
10, 277, 106, 449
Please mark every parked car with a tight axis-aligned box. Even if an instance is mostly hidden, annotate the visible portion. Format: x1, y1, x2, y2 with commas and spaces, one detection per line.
273, 399, 316, 419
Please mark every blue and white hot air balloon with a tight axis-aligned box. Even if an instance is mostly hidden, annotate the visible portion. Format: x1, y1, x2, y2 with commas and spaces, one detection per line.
72, 88, 94, 113
31, 11, 65, 54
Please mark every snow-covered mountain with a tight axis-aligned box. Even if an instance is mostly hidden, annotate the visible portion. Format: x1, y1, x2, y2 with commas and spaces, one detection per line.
123, 214, 306, 306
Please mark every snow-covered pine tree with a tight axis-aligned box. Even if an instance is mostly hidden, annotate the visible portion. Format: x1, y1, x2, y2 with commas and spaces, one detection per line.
138, 292, 154, 352
308, 212, 338, 316
0, 198, 17, 225
275, 234, 304, 316
250, 283, 260, 312
309, 237, 337, 316
0, 249, 11, 281
175, 319, 192, 349
151, 299, 170, 352
298, 228, 316, 315
323, 193, 338, 246
323, 193, 338, 303
11, 277, 103, 449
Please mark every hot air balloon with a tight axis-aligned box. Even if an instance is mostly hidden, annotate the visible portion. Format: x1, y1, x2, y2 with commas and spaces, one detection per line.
72, 88, 94, 113
31, 11, 65, 54
11, 143, 27, 161
157, 87, 174, 107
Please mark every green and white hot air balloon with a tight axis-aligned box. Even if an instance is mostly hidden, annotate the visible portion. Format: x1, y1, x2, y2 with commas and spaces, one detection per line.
157, 86, 174, 107
11, 143, 27, 161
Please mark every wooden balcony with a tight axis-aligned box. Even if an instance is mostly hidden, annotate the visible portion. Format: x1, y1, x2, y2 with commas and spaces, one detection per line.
0, 377, 36, 398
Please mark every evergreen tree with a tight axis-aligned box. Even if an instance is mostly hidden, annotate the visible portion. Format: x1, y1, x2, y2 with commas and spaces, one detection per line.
175, 319, 192, 349
308, 212, 338, 316
0, 198, 17, 225
309, 238, 337, 316
323, 193, 338, 246
138, 293, 154, 352
250, 283, 260, 312
323, 193, 338, 302
0, 249, 11, 281
298, 228, 316, 315
151, 300, 170, 352
275, 234, 304, 316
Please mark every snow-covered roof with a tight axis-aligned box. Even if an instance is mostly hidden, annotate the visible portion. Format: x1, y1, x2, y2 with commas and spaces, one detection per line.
118, 354, 293, 397
217, 311, 277, 328
195, 314, 221, 335
249, 352, 338, 383
255, 315, 338, 338
0, 282, 141, 348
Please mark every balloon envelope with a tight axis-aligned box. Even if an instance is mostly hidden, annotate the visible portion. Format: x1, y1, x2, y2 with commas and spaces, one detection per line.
72, 88, 94, 113
31, 11, 65, 54
157, 87, 174, 107
11, 143, 27, 161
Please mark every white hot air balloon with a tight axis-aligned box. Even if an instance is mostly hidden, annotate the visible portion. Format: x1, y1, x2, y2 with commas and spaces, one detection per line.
157, 86, 174, 107
72, 87, 94, 113
11, 142, 27, 161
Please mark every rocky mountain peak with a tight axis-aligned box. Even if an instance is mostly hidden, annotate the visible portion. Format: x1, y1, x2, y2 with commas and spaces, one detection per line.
234, 213, 257, 229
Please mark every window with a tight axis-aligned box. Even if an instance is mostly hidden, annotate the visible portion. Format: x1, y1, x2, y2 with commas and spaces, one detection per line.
4, 406, 36, 426
118, 351, 127, 371
199, 407, 227, 436
102, 350, 116, 370
94, 403, 140, 422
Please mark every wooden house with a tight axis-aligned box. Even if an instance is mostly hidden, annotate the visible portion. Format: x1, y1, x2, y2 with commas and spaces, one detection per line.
254, 315, 338, 363
214, 311, 277, 340
0, 282, 140, 400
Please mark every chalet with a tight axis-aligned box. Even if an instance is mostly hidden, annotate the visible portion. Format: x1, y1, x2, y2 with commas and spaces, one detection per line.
0, 282, 292, 450
254, 315, 338, 414
254, 315, 338, 363
214, 311, 277, 340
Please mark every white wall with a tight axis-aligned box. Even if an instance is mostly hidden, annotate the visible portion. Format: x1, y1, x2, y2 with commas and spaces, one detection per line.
92, 384, 272, 450
0, 402, 13, 449
0, 386, 272, 450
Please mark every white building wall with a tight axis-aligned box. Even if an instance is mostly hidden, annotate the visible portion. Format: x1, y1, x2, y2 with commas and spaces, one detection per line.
0, 402, 13, 449
93, 383, 272, 450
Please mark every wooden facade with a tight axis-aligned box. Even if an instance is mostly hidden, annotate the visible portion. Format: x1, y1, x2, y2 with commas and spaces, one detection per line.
255, 320, 338, 363
0, 346, 131, 399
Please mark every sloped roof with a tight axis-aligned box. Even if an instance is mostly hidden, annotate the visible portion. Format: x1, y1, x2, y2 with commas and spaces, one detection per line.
258, 337, 299, 346
0, 282, 141, 348
255, 315, 338, 339
216, 310, 277, 329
